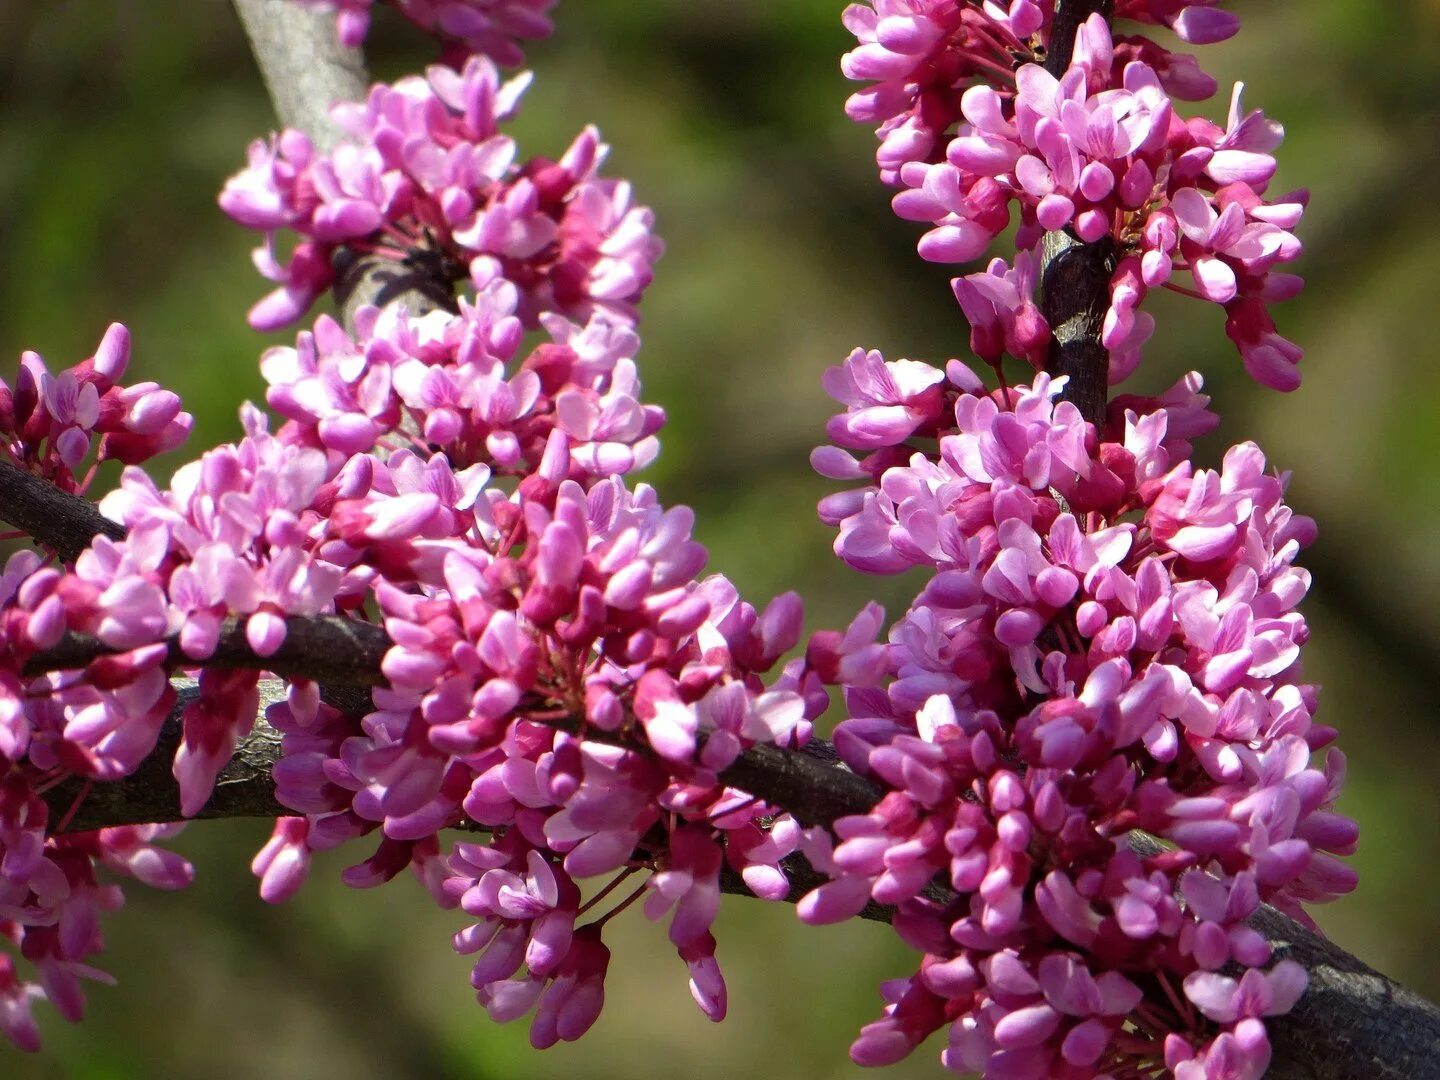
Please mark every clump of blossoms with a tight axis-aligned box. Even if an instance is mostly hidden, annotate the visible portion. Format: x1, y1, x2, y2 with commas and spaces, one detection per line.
843, 1, 1237, 187
220, 53, 660, 332
0, 334, 200, 1050
0, 0, 1363, 1072
799, 2, 1354, 1073
844, 4, 1306, 390
0, 288, 889, 1049
256, 459, 877, 1043
0, 3, 891, 1031
259, 276, 663, 480
808, 356, 1354, 1076
0, 324, 191, 494
288, 0, 557, 65
0, 305, 884, 1049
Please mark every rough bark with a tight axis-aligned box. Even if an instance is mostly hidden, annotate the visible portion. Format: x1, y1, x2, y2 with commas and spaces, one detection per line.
0, 460, 124, 562
1124, 834, 1440, 1078
231, 0, 366, 152
43, 680, 290, 833
1039, 0, 1116, 428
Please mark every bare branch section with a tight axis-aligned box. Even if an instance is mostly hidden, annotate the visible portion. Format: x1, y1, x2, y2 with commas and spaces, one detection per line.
0, 461, 124, 562
7, 2, 1437, 1076
232, 0, 366, 152
43, 680, 291, 832
29, 619, 391, 688
1039, 0, 1115, 427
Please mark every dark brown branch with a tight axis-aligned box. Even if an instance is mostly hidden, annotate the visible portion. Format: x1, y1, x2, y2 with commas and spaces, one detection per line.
1040, 228, 1116, 427
26, 616, 886, 831
0, 460, 125, 562
719, 853, 894, 924
43, 680, 291, 832
1123, 834, 1440, 1078
1039, 0, 1115, 428
1045, 0, 1113, 76
29, 618, 391, 688
712, 739, 885, 829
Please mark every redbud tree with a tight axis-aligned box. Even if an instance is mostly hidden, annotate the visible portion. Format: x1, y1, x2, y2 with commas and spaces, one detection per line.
0, 2, 1435, 1077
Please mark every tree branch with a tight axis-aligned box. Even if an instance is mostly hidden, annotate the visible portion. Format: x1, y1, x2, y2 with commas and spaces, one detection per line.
232, 0, 366, 153
42, 679, 291, 832
0, 461, 124, 562
1125, 834, 1440, 1078
11, 3, 1440, 1076
27, 617, 887, 832
29, 619, 391, 688
232, 0, 455, 321
1039, 0, 1115, 428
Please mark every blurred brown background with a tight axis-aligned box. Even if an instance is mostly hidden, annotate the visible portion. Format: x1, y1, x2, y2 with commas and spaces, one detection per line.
1, 1, 1437, 1076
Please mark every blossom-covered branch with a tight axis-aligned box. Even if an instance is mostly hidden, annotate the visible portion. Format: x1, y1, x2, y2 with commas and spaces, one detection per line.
813, 0, 1420, 1076
0, 0, 885, 1052
2, 332, 1437, 1079
0, 1, 1434, 1076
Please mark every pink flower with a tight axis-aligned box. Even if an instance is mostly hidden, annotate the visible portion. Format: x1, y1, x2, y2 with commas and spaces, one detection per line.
289, 0, 557, 65
822, 348, 948, 450
222, 58, 661, 334
528, 926, 609, 1048
809, 364, 1348, 1076
860, 12, 1305, 390
0, 325, 193, 494
252, 818, 314, 903
643, 824, 722, 948
0, 955, 43, 1053
951, 254, 1050, 369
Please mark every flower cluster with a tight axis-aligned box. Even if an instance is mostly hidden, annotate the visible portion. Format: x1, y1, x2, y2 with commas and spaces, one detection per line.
0, 324, 191, 494
0, 322, 207, 1051
0, 541, 199, 1050
255, 460, 871, 1044
805, 348, 1355, 1077
289, 0, 557, 65
842, 1, 1236, 188
260, 281, 662, 480
0, 238, 881, 1049
0, 810, 194, 1052
220, 54, 660, 332
844, 5, 1306, 390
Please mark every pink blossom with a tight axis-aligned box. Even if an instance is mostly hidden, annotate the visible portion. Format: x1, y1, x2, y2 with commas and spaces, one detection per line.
0, 325, 193, 495
222, 57, 661, 334
289, 0, 557, 65
854, 12, 1304, 389
809, 368, 1350, 1077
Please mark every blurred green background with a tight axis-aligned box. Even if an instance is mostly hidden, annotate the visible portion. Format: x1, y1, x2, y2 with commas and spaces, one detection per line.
2, 1, 1438, 1076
